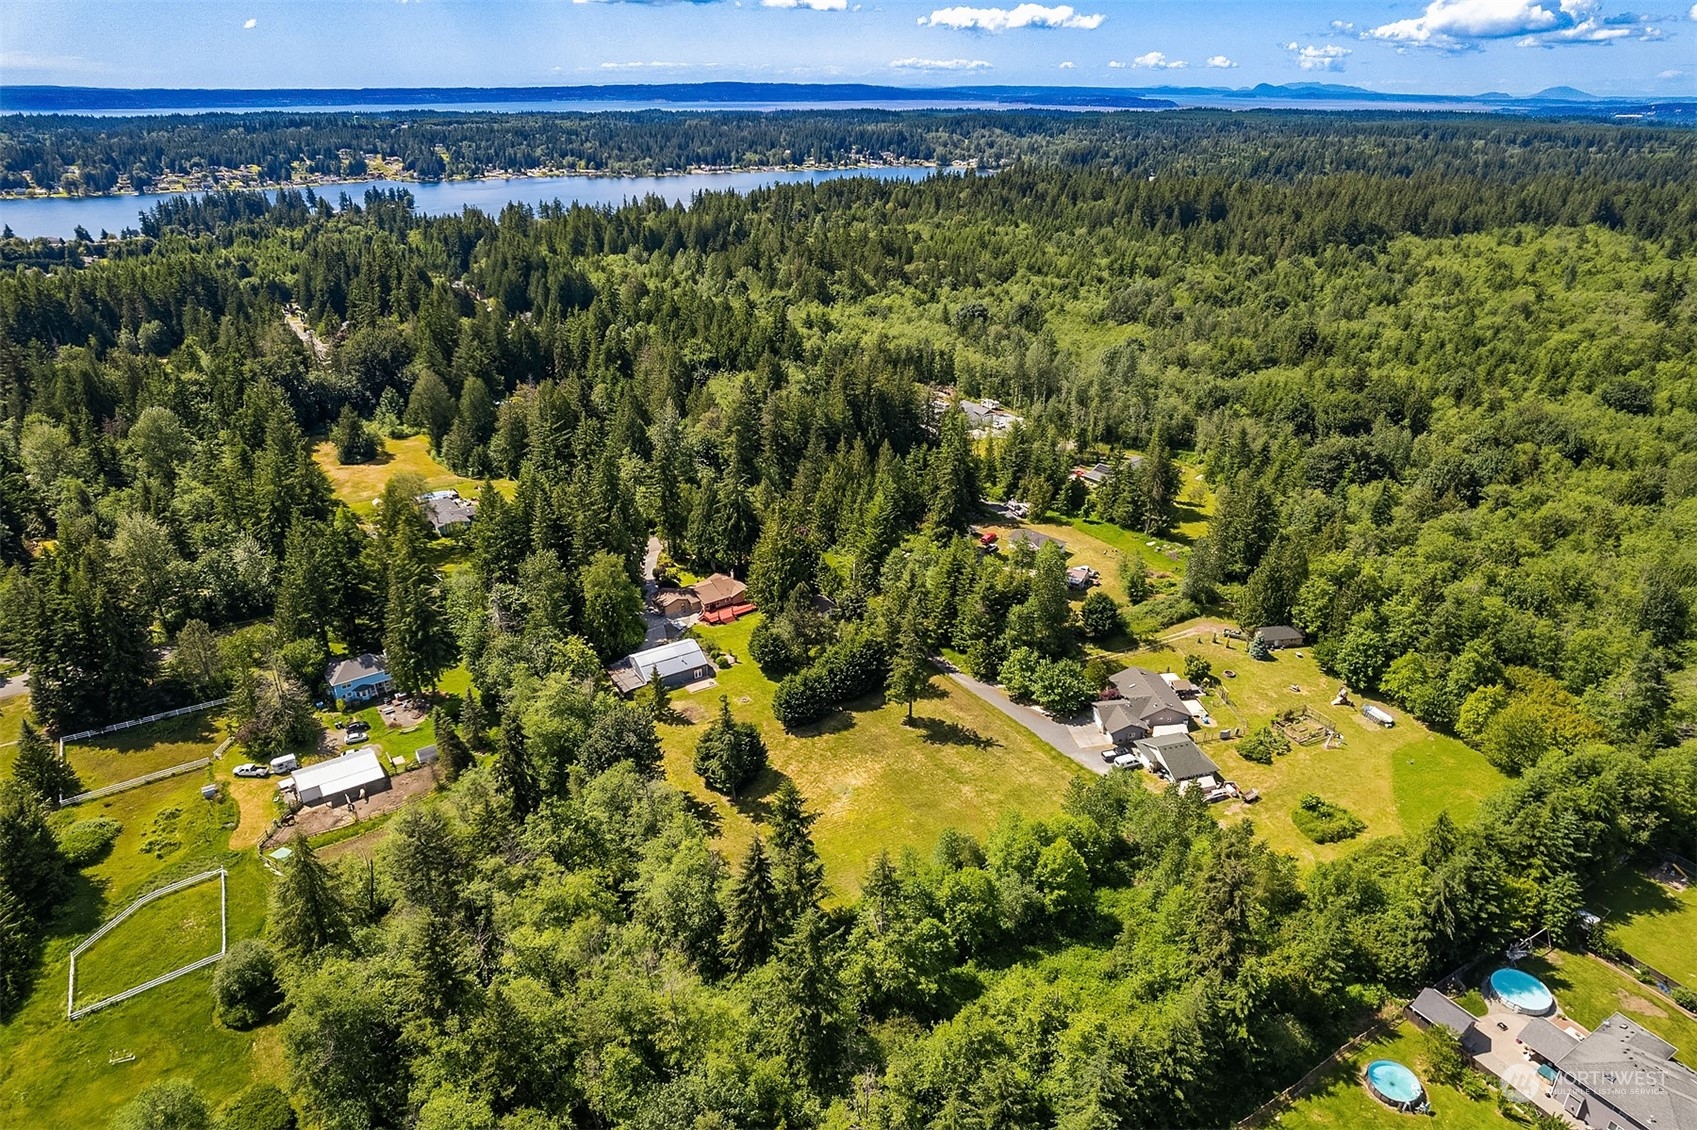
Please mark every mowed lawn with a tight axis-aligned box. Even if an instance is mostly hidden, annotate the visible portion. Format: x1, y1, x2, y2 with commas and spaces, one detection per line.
1097, 630, 1506, 864
659, 615, 1084, 896
63, 709, 229, 791
0, 772, 278, 1126
1592, 870, 1697, 986
1273, 1020, 1515, 1130
312, 433, 513, 516
0, 691, 30, 775
1519, 949, 1697, 1052
72, 876, 226, 1010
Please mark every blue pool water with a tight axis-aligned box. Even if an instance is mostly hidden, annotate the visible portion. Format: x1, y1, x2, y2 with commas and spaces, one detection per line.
1365, 1060, 1423, 1105
1489, 967, 1556, 1015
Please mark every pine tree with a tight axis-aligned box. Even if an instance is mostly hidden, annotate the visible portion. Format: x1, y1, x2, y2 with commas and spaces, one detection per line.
643, 666, 671, 719
11, 721, 71, 808
383, 522, 452, 694
723, 835, 778, 973
764, 909, 852, 1093
432, 709, 472, 781
767, 780, 825, 922
927, 407, 979, 536
267, 837, 350, 960
494, 715, 539, 822
459, 687, 489, 752
887, 604, 932, 723
0, 884, 34, 1022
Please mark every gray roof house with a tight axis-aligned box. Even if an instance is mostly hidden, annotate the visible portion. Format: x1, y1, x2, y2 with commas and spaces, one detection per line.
609, 638, 714, 696
1517, 1017, 1581, 1065
1133, 732, 1220, 784
1003, 527, 1064, 553
1253, 625, 1306, 649
1407, 988, 1486, 1052
1548, 1013, 1697, 1130
1092, 667, 1194, 745
418, 490, 477, 535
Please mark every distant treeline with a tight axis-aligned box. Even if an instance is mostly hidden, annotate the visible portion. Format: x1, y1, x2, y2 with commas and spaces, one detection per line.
3, 108, 1696, 197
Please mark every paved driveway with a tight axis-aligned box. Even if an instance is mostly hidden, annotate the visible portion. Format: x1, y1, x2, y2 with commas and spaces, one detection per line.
0, 669, 28, 701
933, 657, 1113, 776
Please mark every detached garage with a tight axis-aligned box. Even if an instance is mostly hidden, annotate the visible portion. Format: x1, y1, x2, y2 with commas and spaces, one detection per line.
283, 748, 391, 807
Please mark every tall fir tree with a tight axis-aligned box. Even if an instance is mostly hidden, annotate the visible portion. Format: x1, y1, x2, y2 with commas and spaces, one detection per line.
723, 835, 778, 974
494, 714, 539, 822
767, 780, 825, 923
383, 522, 452, 695
11, 721, 72, 808
267, 837, 351, 960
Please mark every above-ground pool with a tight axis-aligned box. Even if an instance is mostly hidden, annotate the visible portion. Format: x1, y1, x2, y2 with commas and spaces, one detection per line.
1365, 1060, 1425, 1108
1488, 967, 1556, 1015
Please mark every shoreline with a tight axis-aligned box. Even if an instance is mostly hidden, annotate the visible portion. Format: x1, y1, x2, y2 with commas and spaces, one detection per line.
0, 160, 951, 203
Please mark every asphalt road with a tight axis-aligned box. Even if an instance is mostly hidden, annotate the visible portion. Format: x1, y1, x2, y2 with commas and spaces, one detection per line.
932, 657, 1110, 776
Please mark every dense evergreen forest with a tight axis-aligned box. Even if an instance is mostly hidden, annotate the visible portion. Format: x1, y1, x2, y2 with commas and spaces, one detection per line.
5, 107, 1697, 198
2, 111, 1696, 1129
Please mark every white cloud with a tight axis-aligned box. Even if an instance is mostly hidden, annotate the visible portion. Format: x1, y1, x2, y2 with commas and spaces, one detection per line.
762, 0, 847, 8
1131, 50, 1186, 68
1659, 67, 1687, 76
1287, 42, 1351, 69
918, 5, 1104, 31
890, 56, 994, 69
1058, 59, 1075, 67
1690, 2, 1697, 19
1107, 59, 1126, 67
1331, 19, 1355, 30
1206, 54, 1238, 67
599, 60, 712, 68
1367, 0, 1656, 49
243, 17, 257, 28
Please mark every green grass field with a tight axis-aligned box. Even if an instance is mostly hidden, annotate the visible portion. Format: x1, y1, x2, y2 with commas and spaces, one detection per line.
661, 615, 1084, 896
312, 433, 513, 516
1272, 1021, 1516, 1130
1096, 630, 1507, 864
72, 875, 226, 1010
1592, 871, 1697, 986
1518, 949, 1697, 1052
63, 709, 229, 791
0, 771, 278, 1126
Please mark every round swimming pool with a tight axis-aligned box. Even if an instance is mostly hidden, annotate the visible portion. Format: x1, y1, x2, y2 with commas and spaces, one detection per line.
1365, 1060, 1424, 1107
1488, 967, 1556, 1015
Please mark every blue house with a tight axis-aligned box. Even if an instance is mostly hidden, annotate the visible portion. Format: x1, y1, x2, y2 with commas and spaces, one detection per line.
327, 653, 394, 704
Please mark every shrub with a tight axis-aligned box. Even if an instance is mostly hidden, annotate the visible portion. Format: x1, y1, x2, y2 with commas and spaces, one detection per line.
1237, 725, 1290, 766
57, 817, 122, 866
748, 619, 800, 676
772, 666, 833, 729
1183, 654, 1214, 688
1132, 594, 1199, 630
1029, 658, 1093, 717
1290, 794, 1366, 844
772, 632, 889, 730
693, 697, 768, 798
217, 1084, 297, 1130
1078, 590, 1122, 640
1672, 987, 1697, 1013
213, 939, 283, 1029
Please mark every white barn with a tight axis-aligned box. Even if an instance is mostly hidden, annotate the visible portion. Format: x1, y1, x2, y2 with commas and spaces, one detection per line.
283, 748, 391, 807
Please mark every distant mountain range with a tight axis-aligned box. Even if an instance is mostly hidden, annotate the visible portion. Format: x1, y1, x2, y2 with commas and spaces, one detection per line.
3, 81, 1693, 119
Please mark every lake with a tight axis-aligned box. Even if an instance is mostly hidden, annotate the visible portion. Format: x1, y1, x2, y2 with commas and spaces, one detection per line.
0, 165, 944, 241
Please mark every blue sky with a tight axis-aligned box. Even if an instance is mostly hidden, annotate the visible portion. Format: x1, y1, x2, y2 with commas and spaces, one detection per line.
3, 0, 1692, 96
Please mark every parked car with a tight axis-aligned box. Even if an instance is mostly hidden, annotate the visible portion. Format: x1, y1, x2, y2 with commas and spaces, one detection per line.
345, 723, 370, 741
1100, 747, 1122, 763
233, 763, 270, 778
1112, 751, 1142, 769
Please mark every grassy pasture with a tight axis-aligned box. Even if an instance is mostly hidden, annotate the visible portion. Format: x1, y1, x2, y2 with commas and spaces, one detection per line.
63, 709, 229, 791
1591, 871, 1697, 986
1094, 629, 1506, 864
311, 433, 513, 516
71, 875, 226, 1010
0, 691, 29, 775
0, 773, 277, 1126
660, 614, 1083, 896
1518, 949, 1697, 1052
1272, 1020, 1515, 1130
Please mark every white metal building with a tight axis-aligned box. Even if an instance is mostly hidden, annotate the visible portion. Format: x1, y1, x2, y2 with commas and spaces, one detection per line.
282, 748, 391, 807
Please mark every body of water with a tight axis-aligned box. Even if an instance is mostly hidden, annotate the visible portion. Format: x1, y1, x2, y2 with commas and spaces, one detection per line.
0, 165, 943, 241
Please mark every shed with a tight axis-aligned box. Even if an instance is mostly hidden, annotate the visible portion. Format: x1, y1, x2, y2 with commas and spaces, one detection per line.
1134, 733, 1220, 784
1407, 988, 1483, 1051
609, 638, 714, 695
1253, 625, 1306, 650
415, 744, 439, 766
287, 748, 390, 807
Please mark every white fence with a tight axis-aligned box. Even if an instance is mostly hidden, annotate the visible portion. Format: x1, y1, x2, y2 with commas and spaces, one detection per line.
57, 697, 231, 749
68, 869, 228, 1020
60, 758, 214, 806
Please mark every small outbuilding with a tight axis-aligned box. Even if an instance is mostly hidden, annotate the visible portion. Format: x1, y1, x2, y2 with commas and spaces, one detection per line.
284, 748, 391, 807
1133, 733, 1221, 785
609, 638, 715, 695
1253, 625, 1306, 650
417, 490, 478, 535
1406, 988, 1485, 1053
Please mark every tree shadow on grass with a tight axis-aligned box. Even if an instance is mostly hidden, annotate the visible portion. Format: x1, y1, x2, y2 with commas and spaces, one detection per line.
910, 716, 999, 750
725, 765, 793, 826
